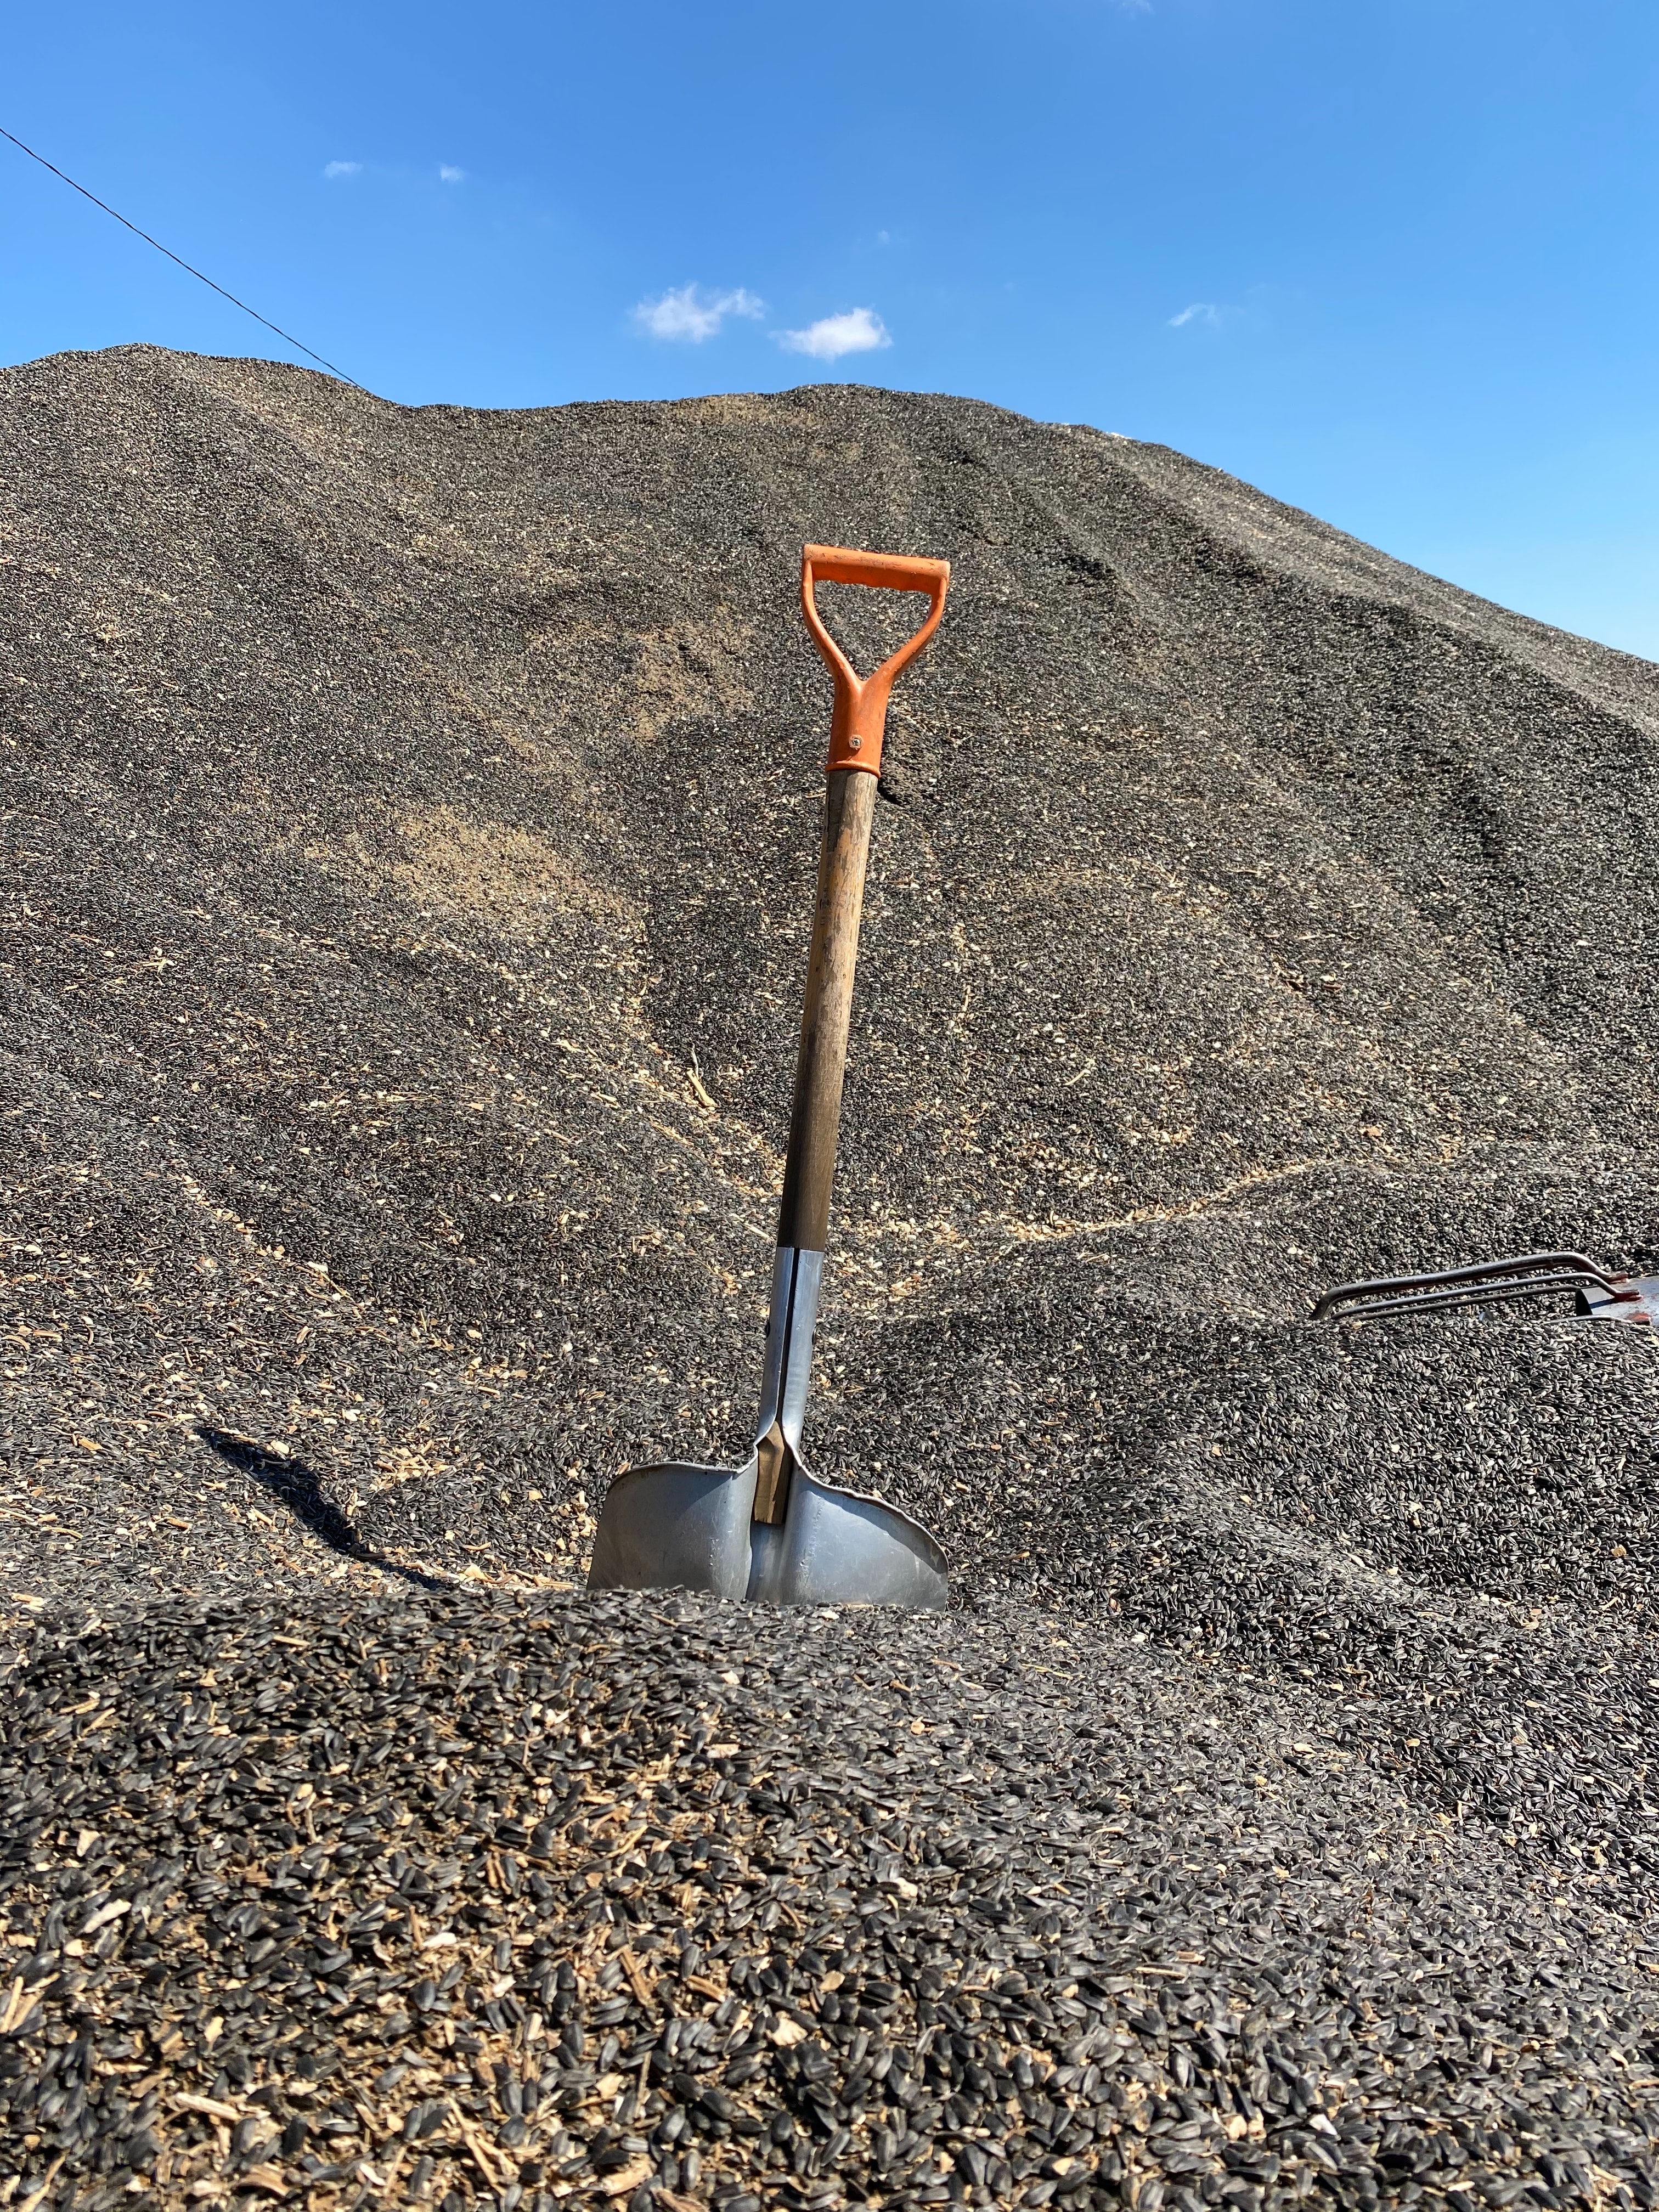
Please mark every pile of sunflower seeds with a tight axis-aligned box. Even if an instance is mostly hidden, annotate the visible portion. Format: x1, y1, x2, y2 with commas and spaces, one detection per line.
5, 346, 1659, 2207
3, 1592, 1657, 2210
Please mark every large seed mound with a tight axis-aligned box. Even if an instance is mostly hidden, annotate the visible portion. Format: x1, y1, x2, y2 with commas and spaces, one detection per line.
2, 345, 1657, 2208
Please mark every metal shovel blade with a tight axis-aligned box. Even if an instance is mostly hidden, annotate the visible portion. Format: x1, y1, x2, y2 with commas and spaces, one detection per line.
588, 1451, 949, 1607
588, 1246, 949, 1608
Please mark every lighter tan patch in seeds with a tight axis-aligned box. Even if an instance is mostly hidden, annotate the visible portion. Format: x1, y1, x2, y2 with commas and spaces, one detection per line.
387, 806, 639, 938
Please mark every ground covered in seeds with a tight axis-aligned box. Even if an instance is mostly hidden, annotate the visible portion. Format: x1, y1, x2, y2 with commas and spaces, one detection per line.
3, 345, 1659, 2206
5, 1595, 1658, 2212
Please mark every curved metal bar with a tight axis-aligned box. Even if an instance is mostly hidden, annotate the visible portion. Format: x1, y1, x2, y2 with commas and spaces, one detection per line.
1312, 1250, 1632, 1322
1316, 1274, 1604, 1324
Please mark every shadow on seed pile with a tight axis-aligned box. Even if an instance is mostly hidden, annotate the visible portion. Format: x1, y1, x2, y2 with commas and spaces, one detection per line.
198, 1429, 450, 1594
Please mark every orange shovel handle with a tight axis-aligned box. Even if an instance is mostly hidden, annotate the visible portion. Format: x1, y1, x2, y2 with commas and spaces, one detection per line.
800, 543, 950, 776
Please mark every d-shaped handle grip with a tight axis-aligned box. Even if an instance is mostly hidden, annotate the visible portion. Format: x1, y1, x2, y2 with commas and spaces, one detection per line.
800, 543, 950, 775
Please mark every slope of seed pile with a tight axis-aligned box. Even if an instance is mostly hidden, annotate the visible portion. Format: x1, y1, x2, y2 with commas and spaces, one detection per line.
3, 1594, 1657, 2212
3, 344, 1659, 2207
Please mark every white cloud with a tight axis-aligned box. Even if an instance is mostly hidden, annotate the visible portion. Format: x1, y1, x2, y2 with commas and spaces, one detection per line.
1169, 302, 1224, 328
632, 284, 766, 342
323, 160, 362, 180
439, 165, 465, 184
776, 307, 891, 360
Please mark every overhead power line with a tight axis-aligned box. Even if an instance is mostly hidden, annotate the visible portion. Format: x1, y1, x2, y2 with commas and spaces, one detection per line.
1, 123, 365, 390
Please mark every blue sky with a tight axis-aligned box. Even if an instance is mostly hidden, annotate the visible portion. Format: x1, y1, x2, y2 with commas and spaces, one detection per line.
6, 1, 1658, 658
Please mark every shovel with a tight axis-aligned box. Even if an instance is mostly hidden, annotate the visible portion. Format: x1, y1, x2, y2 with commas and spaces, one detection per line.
588, 543, 951, 1608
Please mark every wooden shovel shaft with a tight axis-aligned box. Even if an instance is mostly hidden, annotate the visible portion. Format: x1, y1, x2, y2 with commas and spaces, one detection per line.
775, 545, 950, 1259
775, 768, 877, 1254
